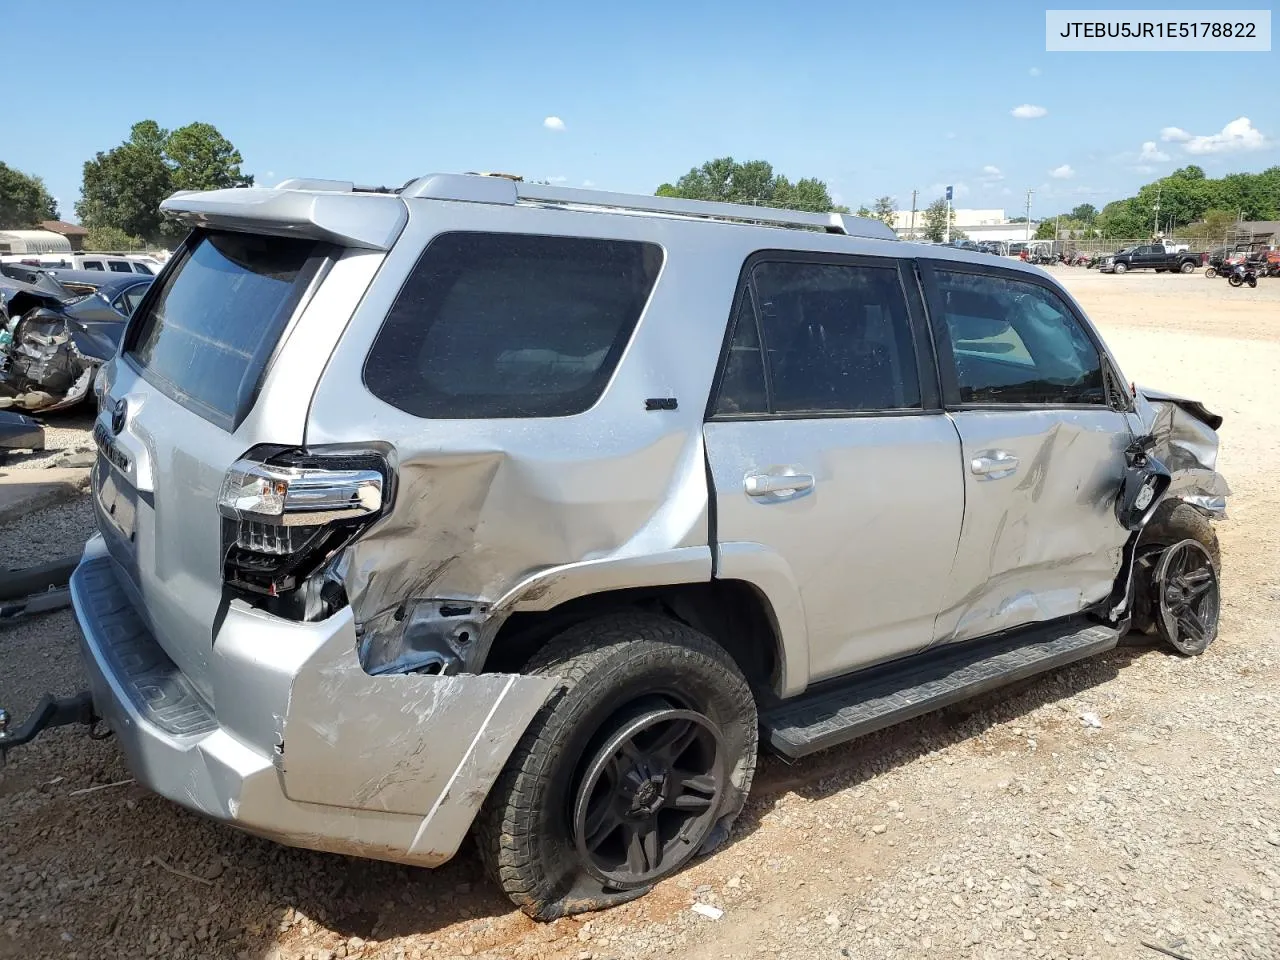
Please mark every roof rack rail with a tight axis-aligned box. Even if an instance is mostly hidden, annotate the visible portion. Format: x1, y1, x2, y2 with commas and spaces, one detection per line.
399, 173, 897, 240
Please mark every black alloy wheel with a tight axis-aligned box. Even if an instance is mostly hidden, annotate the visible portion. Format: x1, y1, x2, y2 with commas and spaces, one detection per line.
1154, 539, 1220, 655
572, 704, 725, 886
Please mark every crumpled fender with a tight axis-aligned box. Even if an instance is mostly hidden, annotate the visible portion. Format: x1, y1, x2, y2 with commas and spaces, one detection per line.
1135, 385, 1229, 517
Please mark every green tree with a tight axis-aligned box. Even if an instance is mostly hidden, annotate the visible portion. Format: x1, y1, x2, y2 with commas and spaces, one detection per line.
77, 119, 253, 244
0, 162, 58, 228
1096, 198, 1149, 239
921, 197, 954, 243
86, 225, 145, 251
1175, 209, 1241, 245
165, 122, 253, 192
1034, 220, 1057, 240
656, 157, 845, 212
1069, 203, 1097, 223
872, 195, 897, 228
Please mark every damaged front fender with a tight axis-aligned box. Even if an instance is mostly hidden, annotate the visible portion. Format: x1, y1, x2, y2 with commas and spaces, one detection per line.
1136, 386, 1230, 517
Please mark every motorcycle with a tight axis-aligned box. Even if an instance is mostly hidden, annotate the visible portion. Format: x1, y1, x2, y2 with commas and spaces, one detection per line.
1227, 263, 1258, 288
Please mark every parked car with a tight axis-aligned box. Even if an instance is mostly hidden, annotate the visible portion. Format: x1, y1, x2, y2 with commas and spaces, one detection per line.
6, 175, 1228, 920
1099, 243, 1203, 274
0, 252, 160, 275
0, 273, 151, 413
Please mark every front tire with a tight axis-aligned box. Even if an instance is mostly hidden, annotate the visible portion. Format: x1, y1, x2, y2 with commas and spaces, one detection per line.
1229, 273, 1243, 287
1131, 502, 1221, 656
477, 612, 758, 919
1113, 262, 1128, 274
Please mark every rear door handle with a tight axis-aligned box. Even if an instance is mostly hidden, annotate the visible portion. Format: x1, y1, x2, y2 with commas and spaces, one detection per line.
970, 452, 1020, 480
745, 472, 815, 497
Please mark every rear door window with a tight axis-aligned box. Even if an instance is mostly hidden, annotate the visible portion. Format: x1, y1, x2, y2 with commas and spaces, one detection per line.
125, 231, 325, 429
712, 257, 921, 416
109, 260, 133, 273
364, 232, 663, 418
82, 260, 104, 271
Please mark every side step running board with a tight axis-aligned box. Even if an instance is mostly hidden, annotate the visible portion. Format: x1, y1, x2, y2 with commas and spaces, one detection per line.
761, 621, 1119, 759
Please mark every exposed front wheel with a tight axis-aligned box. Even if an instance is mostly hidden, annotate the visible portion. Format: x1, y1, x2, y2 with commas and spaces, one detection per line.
1228, 274, 1243, 287
1131, 503, 1221, 656
1204, 267, 1217, 277
477, 612, 758, 920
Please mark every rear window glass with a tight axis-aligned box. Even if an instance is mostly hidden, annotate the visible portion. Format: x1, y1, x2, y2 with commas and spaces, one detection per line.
364, 232, 663, 418
126, 231, 323, 429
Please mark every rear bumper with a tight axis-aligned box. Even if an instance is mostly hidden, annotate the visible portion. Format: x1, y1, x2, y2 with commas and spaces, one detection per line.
70, 537, 556, 867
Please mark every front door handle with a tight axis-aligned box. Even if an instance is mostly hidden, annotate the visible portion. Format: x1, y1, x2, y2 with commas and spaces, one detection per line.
970, 452, 1020, 480
745, 472, 815, 497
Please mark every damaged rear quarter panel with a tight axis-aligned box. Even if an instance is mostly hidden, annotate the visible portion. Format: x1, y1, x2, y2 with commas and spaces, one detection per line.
304, 201, 741, 657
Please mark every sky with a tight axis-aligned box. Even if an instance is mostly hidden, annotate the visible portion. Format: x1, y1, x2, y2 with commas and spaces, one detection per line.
11, 0, 1275, 222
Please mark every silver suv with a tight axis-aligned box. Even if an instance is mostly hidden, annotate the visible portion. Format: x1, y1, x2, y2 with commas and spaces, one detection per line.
69, 174, 1228, 919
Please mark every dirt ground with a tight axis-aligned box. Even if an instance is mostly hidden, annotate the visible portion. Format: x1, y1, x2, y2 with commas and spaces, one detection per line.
1, 269, 1276, 960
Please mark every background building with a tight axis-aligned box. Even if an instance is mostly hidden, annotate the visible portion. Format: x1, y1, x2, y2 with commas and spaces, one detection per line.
892, 209, 1040, 243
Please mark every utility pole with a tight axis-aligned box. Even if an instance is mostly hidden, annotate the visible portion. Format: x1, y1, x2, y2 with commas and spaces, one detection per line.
1055, 214, 1061, 241
909, 189, 918, 240
944, 185, 953, 244
1152, 185, 1161, 238
1025, 189, 1033, 242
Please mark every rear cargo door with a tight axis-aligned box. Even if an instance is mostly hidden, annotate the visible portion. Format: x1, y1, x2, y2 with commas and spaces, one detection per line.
93, 229, 384, 699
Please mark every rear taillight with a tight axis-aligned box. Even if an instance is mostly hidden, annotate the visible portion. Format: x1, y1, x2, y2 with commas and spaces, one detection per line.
217, 447, 391, 602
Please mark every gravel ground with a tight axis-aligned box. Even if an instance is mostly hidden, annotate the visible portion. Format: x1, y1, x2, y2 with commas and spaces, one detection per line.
1, 409, 95, 471
0, 270, 1276, 960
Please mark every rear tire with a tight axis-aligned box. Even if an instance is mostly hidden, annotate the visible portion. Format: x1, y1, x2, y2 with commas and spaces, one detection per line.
1180, 261, 1195, 274
477, 612, 758, 920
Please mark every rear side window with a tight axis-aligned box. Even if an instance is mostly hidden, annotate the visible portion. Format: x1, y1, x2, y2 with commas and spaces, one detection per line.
364, 232, 662, 419
714, 258, 921, 416
132, 262, 154, 275
126, 231, 324, 429
82, 261, 104, 271
109, 261, 133, 273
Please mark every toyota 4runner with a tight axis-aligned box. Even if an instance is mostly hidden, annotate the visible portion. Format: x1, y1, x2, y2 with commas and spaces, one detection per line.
23, 174, 1229, 919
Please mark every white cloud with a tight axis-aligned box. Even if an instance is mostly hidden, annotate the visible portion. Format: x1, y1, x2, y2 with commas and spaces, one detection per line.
582, 179, 596, 187
1049, 164, 1075, 179
1029, 67, 1041, 76
980, 165, 1004, 183
1138, 142, 1169, 163
1160, 116, 1268, 155
1011, 104, 1048, 120
543, 116, 566, 132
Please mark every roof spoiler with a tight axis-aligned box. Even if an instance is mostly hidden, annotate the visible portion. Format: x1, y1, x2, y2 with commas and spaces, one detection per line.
159, 188, 407, 251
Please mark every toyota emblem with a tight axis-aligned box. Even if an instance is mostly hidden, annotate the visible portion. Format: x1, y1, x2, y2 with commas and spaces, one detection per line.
110, 398, 127, 436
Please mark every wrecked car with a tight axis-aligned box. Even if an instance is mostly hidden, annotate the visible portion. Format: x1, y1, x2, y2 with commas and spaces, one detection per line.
0, 272, 151, 413
1, 176, 1227, 920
